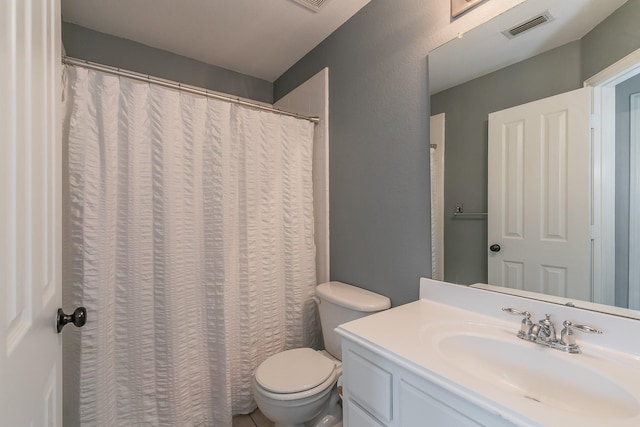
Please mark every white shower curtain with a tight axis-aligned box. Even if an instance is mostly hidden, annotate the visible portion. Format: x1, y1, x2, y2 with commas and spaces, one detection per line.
63, 65, 318, 426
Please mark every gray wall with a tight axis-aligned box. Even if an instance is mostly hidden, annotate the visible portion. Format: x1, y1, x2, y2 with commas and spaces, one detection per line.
275, 0, 433, 306
431, 42, 582, 285
62, 23, 273, 103
581, 0, 640, 82
614, 73, 640, 307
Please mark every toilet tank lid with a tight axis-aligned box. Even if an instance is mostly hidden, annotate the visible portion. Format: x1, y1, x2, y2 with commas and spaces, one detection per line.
316, 281, 391, 312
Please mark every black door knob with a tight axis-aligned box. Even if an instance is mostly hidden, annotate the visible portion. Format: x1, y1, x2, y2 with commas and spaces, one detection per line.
489, 244, 501, 252
57, 307, 87, 333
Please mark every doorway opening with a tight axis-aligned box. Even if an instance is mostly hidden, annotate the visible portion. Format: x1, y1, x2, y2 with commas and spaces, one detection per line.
586, 47, 640, 308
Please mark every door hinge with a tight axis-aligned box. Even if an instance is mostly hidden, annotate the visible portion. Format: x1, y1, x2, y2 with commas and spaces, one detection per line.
590, 114, 599, 129
590, 225, 600, 240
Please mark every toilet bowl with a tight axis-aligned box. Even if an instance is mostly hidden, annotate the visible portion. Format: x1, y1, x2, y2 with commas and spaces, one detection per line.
251, 282, 390, 427
252, 349, 340, 427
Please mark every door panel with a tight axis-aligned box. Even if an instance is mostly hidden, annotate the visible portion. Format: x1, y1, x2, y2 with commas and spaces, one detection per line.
502, 119, 525, 239
541, 110, 568, 241
0, 0, 62, 425
488, 88, 591, 300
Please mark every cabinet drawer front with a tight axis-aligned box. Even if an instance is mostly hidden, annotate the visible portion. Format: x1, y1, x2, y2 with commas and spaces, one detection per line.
345, 350, 393, 423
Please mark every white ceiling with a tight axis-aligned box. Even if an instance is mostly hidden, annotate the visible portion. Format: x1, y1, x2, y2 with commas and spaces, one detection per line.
61, 0, 370, 82
429, 0, 629, 94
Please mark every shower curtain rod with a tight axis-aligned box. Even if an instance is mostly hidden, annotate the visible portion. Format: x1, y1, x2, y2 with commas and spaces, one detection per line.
63, 56, 320, 124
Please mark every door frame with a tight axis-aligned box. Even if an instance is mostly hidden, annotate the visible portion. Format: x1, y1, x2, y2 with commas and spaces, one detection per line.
585, 47, 640, 306
430, 113, 445, 281
629, 93, 640, 309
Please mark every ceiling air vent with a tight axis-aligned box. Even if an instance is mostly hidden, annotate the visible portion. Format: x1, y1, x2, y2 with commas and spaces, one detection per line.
290, 0, 328, 13
502, 11, 554, 39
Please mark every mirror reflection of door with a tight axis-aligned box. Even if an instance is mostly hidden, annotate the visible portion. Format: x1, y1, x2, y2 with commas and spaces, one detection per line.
487, 88, 591, 301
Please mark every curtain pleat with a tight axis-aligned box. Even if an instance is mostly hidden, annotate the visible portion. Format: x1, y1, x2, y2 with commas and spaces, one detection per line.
64, 65, 318, 426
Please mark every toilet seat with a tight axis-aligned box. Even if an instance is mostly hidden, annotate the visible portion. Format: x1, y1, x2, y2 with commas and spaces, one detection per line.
255, 348, 336, 394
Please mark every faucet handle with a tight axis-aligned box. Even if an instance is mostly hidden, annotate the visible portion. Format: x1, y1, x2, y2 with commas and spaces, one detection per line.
561, 320, 603, 335
502, 308, 533, 336
569, 322, 603, 335
560, 320, 603, 348
501, 307, 530, 317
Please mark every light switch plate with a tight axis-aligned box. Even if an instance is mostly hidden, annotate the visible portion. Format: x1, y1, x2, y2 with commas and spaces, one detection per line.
451, 0, 486, 18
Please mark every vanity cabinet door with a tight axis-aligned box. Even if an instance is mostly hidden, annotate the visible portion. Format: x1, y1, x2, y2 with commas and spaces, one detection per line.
343, 345, 393, 424
399, 380, 480, 426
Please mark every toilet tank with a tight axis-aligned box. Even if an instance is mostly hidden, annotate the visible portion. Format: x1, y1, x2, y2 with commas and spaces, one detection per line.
316, 281, 390, 360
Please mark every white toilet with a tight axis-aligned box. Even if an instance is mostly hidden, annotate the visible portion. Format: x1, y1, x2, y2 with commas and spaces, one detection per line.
252, 281, 391, 427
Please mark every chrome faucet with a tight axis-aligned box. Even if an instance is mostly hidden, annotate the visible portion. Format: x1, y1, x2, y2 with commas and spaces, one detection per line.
532, 313, 556, 343
502, 308, 602, 354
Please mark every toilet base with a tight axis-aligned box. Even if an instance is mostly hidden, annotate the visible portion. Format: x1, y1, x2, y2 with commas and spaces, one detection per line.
266, 386, 342, 427
312, 414, 341, 427
310, 387, 342, 427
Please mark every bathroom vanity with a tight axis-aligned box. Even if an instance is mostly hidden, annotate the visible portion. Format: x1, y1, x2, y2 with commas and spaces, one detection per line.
336, 279, 640, 427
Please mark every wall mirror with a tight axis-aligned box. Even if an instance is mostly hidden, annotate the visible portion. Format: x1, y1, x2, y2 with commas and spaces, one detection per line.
428, 0, 640, 319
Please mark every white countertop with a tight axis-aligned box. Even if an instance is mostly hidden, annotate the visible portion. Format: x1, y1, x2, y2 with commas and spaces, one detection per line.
336, 279, 640, 427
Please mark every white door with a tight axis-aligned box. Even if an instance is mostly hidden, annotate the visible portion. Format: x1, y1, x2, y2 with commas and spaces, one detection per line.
1, 0, 63, 425
488, 88, 591, 301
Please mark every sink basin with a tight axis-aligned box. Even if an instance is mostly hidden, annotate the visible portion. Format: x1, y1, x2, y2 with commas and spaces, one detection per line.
422, 322, 640, 420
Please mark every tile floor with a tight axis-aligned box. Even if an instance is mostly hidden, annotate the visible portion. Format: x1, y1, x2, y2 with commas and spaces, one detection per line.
232, 408, 274, 427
